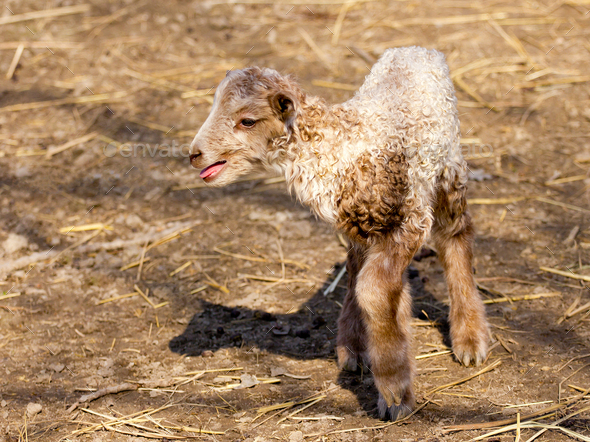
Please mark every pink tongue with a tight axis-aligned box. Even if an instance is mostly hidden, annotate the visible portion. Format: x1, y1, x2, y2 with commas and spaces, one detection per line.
200, 162, 225, 179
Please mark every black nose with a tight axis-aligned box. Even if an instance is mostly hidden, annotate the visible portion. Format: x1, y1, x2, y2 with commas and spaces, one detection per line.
190, 152, 201, 167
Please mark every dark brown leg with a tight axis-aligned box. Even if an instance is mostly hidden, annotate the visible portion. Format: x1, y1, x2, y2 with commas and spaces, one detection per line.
337, 242, 367, 371
354, 237, 419, 420
433, 185, 489, 366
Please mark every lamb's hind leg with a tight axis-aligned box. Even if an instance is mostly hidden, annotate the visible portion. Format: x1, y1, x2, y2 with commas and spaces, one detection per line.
355, 238, 417, 420
337, 242, 367, 371
433, 188, 489, 366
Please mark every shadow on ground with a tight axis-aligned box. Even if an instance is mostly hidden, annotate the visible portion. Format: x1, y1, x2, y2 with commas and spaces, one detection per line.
168, 261, 454, 418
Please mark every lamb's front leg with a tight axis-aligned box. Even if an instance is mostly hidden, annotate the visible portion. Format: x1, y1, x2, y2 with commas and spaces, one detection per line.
433, 211, 489, 366
355, 240, 416, 420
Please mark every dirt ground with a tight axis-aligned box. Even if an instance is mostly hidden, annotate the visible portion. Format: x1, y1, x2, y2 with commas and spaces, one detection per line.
1, 0, 590, 441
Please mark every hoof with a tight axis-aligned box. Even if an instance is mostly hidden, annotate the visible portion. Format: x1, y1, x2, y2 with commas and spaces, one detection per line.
452, 324, 489, 367
454, 346, 486, 367
378, 389, 415, 421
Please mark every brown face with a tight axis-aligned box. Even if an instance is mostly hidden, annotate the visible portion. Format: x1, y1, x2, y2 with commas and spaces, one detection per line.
189, 68, 296, 186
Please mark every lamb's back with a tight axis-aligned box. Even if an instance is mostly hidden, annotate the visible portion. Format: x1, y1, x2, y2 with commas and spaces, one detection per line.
355, 47, 453, 105
344, 46, 462, 183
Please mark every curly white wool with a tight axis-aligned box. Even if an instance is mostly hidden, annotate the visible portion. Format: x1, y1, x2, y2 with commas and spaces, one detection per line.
270, 47, 462, 234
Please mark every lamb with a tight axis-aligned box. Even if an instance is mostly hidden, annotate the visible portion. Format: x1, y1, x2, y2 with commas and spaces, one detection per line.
188, 46, 490, 420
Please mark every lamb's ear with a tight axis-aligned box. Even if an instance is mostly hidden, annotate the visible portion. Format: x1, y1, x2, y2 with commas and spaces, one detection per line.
269, 91, 298, 131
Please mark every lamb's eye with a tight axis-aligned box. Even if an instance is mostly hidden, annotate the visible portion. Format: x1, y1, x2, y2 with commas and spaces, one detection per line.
240, 119, 256, 128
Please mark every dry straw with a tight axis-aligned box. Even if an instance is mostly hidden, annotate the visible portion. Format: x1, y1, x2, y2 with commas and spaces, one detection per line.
0, 4, 90, 25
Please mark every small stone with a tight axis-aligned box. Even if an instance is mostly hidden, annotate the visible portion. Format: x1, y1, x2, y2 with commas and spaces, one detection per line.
14, 166, 32, 178
270, 366, 286, 377
230, 309, 241, 318
468, 168, 493, 182
237, 373, 260, 389
272, 324, 290, 335
261, 312, 275, 321
49, 363, 65, 373
201, 350, 214, 358
26, 402, 42, 418
3, 233, 29, 254
216, 326, 225, 335
254, 311, 275, 321
289, 430, 304, 442
295, 329, 310, 339
46, 236, 61, 246
312, 316, 326, 329
125, 214, 144, 229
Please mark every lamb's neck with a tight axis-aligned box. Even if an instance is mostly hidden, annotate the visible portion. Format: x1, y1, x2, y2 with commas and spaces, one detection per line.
271, 100, 351, 224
